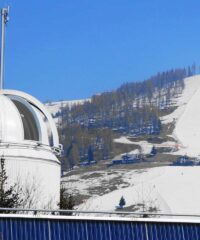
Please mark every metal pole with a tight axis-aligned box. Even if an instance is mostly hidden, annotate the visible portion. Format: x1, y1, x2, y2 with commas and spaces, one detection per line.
0, 7, 9, 90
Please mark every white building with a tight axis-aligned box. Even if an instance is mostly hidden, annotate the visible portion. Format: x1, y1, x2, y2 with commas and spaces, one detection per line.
0, 89, 61, 209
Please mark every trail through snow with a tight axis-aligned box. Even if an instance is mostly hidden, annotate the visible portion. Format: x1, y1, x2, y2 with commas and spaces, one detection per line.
174, 82, 200, 156
162, 75, 200, 157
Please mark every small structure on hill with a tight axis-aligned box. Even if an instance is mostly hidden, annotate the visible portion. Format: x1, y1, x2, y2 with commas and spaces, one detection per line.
150, 146, 157, 156
172, 155, 194, 166
111, 150, 141, 166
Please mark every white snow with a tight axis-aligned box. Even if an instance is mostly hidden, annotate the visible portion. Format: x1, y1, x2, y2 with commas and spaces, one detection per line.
45, 98, 91, 121
114, 136, 136, 145
63, 169, 129, 197
160, 75, 200, 157
114, 137, 153, 154
60, 75, 200, 218
161, 75, 200, 124
174, 84, 200, 156
128, 149, 140, 155
77, 166, 200, 216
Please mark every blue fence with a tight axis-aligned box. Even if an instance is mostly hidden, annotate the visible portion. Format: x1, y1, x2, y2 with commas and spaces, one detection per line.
0, 215, 199, 239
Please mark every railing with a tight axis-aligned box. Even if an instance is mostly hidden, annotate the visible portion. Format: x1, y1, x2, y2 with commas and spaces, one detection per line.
0, 207, 200, 220
0, 140, 62, 156
0, 208, 200, 239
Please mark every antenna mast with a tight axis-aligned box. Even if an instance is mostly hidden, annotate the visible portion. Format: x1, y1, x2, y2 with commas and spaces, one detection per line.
0, 7, 9, 90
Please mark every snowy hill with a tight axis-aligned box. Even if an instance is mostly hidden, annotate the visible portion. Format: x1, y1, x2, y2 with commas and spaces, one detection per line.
58, 74, 200, 217
45, 98, 90, 122
162, 75, 200, 157
61, 74, 200, 216
113, 75, 200, 157
45, 75, 200, 158
72, 166, 200, 216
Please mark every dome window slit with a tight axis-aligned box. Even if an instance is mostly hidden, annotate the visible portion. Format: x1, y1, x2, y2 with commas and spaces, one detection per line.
12, 99, 39, 141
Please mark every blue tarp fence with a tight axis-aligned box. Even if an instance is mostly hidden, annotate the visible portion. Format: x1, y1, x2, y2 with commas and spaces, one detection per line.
0, 215, 199, 239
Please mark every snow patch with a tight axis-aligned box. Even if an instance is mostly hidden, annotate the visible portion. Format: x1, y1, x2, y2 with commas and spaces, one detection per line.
161, 75, 200, 124
114, 137, 153, 154
114, 137, 136, 145
77, 166, 200, 216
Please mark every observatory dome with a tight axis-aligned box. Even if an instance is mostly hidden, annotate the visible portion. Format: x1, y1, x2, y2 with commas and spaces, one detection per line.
0, 90, 60, 149
0, 90, 61, 209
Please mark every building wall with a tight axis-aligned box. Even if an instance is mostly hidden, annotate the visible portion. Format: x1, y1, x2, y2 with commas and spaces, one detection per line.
5, 154, 60, 209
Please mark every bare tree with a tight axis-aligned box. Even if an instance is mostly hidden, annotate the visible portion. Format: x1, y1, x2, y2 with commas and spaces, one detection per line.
0, 157, 23, 212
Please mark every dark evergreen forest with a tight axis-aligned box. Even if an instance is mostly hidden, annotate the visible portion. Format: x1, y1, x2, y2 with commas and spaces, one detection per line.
56, 66, 196, 170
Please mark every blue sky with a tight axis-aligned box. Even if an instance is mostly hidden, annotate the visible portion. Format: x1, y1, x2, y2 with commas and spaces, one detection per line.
2, 0, 200, 101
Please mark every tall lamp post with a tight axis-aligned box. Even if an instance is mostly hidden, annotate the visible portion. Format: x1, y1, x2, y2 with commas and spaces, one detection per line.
0, 7, 9, 90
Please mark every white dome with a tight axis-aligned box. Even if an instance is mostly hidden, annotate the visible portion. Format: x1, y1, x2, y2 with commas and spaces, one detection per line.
0, 90, 61, 209
0, 94, 24, 142
0, 89, 60, 151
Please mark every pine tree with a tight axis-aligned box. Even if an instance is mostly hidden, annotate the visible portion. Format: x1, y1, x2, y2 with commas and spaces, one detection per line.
87, 145, 94, 163
0, 157, 23, 211
59, 187, 75, 215
66, 143, 80, 168
119, 196, 126, 208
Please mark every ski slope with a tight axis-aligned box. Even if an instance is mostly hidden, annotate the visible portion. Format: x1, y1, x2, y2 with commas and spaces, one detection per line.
61, 75, 200, 216
102, 75, 200, 157
75, 76, 200, 215
162, 75, 200, 157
